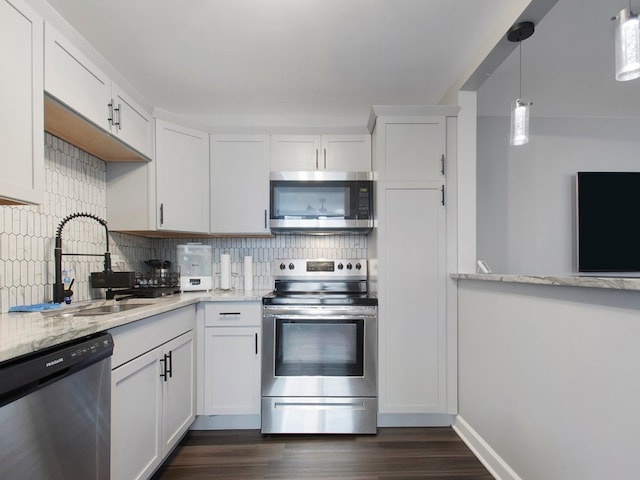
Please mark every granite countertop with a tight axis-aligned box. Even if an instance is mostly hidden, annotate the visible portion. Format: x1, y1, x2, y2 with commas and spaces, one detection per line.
0, 289, 271, 364
452, 273, 640, 291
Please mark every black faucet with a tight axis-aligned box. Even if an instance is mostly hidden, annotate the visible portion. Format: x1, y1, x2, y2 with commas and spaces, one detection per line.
53, 212, 112, 304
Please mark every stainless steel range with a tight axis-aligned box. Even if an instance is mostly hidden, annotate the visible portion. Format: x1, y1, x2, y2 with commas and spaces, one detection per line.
261, 258, 378, 434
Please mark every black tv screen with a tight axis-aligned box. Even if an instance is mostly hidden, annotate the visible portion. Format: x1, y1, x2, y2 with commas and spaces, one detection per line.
577, 172, 640, 273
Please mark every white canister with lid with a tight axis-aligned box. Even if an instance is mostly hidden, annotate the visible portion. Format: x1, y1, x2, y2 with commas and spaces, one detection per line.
177, 243, 212, 291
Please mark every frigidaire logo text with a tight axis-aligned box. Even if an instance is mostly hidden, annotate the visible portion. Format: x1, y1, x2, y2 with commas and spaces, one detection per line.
45, 357, 64, 368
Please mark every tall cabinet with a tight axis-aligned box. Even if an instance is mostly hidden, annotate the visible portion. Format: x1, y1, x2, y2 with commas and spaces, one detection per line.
0, 0, 43, 205
368, 106, 458, 425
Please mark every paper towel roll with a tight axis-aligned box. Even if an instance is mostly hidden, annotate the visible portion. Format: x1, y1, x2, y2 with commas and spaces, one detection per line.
243, 256, 253, 292
220, 254, 231, 290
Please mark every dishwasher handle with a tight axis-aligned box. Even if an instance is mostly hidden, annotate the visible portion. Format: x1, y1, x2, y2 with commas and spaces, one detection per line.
0, 333, 113, 407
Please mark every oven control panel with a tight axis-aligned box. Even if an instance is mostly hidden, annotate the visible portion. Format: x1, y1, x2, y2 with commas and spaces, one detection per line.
275, 259, 366, 279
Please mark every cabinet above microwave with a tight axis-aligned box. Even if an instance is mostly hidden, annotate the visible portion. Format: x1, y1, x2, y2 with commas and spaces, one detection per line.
269, 171, 374, 234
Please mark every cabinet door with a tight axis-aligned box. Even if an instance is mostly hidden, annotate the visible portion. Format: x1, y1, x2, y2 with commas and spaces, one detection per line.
162, 331, 196, 456
210, 135, 269, 234
0, 0, 43, 205
111, 348, 163, 480
110, 82, 153, 159
44, 23, 111, 131
321, 134, 371, 171
203, 327, 261, 415
155, 119, 210, 233
378, 185, 447, 414
270, 134, 321, 171
380, 119, 445, 182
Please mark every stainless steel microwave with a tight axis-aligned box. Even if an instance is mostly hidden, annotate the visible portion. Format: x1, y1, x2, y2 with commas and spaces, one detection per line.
269, 171, 374, 234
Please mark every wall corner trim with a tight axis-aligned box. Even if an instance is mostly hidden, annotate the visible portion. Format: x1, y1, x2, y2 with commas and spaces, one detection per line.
452, 415, 523, 480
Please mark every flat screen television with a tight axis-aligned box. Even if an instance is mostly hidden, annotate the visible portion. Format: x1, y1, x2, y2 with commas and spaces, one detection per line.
576, 172, 640, 274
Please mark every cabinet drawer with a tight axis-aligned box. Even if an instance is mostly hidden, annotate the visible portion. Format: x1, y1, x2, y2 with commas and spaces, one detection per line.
204, 302, 261, 327
110, 305, 196, 368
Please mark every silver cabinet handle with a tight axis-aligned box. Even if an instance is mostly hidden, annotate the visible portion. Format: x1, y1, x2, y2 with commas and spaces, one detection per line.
264, 209, 267, 229
440, 154, 445, 175
324, 148, 327, 169
315, 149, 319, 169
114, 103, 122, 130
107, 101, 114, 125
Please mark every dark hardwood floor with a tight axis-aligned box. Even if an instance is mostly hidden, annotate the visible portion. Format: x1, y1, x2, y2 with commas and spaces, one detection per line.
152, 428, 493, 479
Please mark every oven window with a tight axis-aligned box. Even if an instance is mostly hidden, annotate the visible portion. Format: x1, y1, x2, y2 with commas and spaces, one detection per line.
275, 319, 364, 377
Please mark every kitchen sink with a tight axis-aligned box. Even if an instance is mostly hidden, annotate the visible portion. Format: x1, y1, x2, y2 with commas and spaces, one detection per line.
46, 302, 154, 317
77, 303, 154, 316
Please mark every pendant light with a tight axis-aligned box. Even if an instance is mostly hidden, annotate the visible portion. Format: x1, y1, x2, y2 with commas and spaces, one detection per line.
613, 3, 640, 81
507, 22, 535, 146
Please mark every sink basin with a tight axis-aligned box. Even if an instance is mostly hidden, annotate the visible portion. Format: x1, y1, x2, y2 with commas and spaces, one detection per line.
78, 303, 154, 316
46, 302, 154, 317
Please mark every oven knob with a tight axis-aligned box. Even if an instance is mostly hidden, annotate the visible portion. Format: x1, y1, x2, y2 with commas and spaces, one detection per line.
288, 263, 295, 270
279, 263, 286, 270
355, 263, 362, 270
337, 263, 344, 270
346, 263, 353, 270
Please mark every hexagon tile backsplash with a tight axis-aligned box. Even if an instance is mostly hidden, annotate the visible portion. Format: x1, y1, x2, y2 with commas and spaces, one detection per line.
0, 134, 367, 313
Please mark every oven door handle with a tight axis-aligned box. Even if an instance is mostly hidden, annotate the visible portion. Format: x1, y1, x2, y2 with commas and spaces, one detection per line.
263, 313, 376, 320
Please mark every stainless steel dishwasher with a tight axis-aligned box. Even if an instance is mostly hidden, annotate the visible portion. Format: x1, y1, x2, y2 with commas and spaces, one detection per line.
0, 332, 113, 479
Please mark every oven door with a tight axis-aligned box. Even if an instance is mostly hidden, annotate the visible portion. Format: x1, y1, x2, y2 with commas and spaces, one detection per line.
262, 306, 377, 398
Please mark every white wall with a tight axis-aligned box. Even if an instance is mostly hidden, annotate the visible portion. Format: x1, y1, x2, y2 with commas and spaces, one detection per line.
457, 279, 640, 480
477, 115, 640, 275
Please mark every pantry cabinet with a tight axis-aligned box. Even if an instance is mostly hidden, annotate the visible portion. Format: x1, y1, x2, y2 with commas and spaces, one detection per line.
270, 134, 371, 171
0, 0, 44, 205
110, 306, 196, 480
372, 116, 445, 183
201, 302, 262, 415
44, 23, 152, 160
368, 106, 458, 422
210, 135, 269, 234
376, 184, 447, 414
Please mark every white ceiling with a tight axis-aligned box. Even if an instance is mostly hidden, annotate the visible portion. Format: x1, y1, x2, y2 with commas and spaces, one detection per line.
478, 0, 640, 118
44, 0, 638, 125
44, 0, 526, 127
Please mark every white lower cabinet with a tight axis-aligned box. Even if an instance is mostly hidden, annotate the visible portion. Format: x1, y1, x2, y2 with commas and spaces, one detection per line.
110, 306, 195, 480
201, 302, 261, 416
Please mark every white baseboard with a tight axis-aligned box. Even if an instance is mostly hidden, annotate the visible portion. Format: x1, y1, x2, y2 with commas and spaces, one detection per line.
192, 414, 261, 430
377, 413, 454, 427
452, 415, 522, 480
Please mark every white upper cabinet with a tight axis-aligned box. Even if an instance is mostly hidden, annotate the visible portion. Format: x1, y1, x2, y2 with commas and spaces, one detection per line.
155, 119, 210, 234
321, 135, 372, 171
270, 134, 370, 171
373, 117, 445, 183
210, 135, 270, 235
0, 0, 44, 205
108, 82, 153, 158
44, 23, 152, 160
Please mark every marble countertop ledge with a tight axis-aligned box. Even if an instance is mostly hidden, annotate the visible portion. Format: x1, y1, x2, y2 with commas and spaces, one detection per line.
452, 273, 640, 291
0, 289, 272, 364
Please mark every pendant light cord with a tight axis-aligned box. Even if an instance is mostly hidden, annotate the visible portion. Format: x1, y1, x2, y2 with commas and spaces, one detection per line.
519, 41, 522, 100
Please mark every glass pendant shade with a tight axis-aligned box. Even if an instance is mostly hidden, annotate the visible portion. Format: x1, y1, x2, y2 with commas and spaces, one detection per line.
615, 8, 640, 81
510, 99, 530, 146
